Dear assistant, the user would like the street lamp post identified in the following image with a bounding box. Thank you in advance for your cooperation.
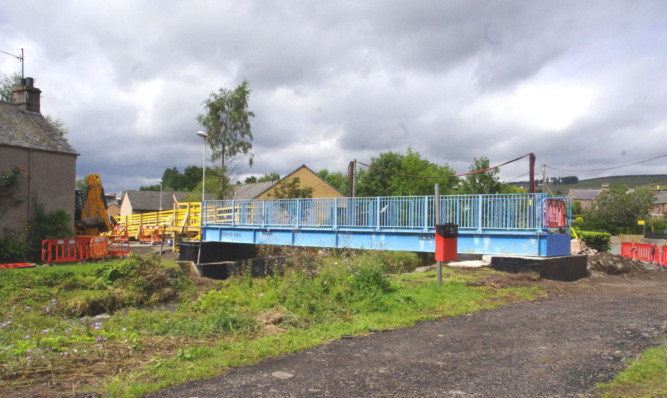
[196,131,208,201]
[158,179,163,211]
[195,131,208,265]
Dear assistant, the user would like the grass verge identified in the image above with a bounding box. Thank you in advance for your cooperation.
[0,250,543,397]
[596,344,667,397]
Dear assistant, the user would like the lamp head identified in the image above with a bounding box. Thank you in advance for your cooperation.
[196,130,208,139]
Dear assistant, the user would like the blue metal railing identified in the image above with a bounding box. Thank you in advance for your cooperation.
[204,193,571,233]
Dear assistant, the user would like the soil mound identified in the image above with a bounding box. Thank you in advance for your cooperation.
[587,252,649,276]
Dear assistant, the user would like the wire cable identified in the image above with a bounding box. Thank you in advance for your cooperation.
[545,153,667,173]
[358,153,533,179]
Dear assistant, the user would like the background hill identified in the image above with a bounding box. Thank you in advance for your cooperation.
[511,174,667,195]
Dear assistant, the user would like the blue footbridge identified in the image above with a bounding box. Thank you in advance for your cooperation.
[201,193,572,257]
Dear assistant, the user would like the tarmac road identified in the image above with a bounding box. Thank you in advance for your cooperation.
[147,271,667,398]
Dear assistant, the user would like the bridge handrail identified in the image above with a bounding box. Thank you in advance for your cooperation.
[203,194,571,233]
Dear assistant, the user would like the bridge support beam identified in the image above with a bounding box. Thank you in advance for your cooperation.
[202,226,571,257]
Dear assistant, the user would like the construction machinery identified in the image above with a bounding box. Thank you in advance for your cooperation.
[75,174,116,236]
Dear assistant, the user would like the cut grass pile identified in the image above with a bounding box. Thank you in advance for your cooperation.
[1,249,544,397]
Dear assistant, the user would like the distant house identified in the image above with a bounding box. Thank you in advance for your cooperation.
[0,78,78,236]
[231,165,344,200]
[567,188,603,211]
[650,190,667,218]
[119,191,215,216]
[232,181,276,200]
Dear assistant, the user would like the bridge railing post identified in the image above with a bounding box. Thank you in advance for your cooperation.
[477,195,483,233]
[296,199,301,229]
[333,198,338,230]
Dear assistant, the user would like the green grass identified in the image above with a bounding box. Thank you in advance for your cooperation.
[0,250,580,397]
[596,345,667,397]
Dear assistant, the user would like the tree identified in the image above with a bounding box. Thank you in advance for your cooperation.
[356,151,404,197]
[317,169,349,196]
[0,72,21,101]
[458,157,503,195]
[587,185,655,233]
[356,149,457,197]
[244,176,258,184]
[196,80,255,197]
[258,172,280,183]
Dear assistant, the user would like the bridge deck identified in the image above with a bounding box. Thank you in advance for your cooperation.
[201,194,571,257]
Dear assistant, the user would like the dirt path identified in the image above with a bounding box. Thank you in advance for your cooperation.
[149,271,667,398]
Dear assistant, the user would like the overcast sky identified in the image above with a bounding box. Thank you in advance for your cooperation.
[2,1,666,194]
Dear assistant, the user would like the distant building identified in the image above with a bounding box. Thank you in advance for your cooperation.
[567,189,602,211]
[0,78,78,236]
[231,165,344,200]
[650,188,666,218]
[119,191,215,216]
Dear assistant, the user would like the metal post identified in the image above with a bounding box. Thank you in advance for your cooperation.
[435,183,442,286]
[195,131,208,266]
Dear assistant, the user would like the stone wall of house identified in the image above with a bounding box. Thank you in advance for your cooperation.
[0,146,76,236]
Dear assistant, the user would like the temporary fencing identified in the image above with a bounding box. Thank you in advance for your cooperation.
[0,263,34,269]
[620,242,635,259]
[634,244,654,262]
[41,236,129,263]
[620,242,666,266]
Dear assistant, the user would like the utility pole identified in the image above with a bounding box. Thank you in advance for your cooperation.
[542,164,547,195]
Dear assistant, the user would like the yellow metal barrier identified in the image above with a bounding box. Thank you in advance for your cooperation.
[109,202,202,247]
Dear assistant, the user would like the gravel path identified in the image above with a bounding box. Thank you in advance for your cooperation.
[149,271,667,398]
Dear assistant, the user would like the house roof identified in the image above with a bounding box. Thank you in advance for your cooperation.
[655,191,667,204]
[568,189,602,201]
[0,101,77,155]
[232,181,275,199]
[123,190,214,211]
[255,164,344,198]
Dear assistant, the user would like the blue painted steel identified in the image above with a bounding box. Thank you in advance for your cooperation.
[201,194,572,257]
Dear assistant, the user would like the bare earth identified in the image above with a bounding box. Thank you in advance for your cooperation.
[149,268,667,398]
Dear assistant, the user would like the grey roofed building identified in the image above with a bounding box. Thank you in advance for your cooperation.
[231,181,275,199]
[0,78,78,236]
[567,189,603,211]
[568,189,602,201]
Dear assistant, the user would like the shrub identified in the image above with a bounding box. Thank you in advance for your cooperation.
[27,208,72,261]
[576,230,611,252]
[0,231,28,263]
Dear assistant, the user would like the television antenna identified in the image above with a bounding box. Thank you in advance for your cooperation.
[0,48,24,79]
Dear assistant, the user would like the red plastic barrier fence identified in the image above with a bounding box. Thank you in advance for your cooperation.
[620,243,635,259]
[0,263,34,269]
[108,237,130,257]
[634,243,655,263]
[661,246,667,267]
[546,199,567,228]
[88,236,109,259]
[42,236,128,263]
[42,239,85,263]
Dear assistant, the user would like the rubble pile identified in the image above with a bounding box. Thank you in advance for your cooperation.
[587,252,647,276]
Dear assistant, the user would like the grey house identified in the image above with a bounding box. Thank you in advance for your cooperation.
[0,78,78,236]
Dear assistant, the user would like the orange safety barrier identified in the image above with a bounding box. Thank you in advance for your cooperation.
[108,237,130,257]
[634,243,655,263]
[88,236,109,259]
[42,236,128,263]
[620,242,635,259]
[42,239,85,263]
[546,199,567,228]
[0,263,34,269]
